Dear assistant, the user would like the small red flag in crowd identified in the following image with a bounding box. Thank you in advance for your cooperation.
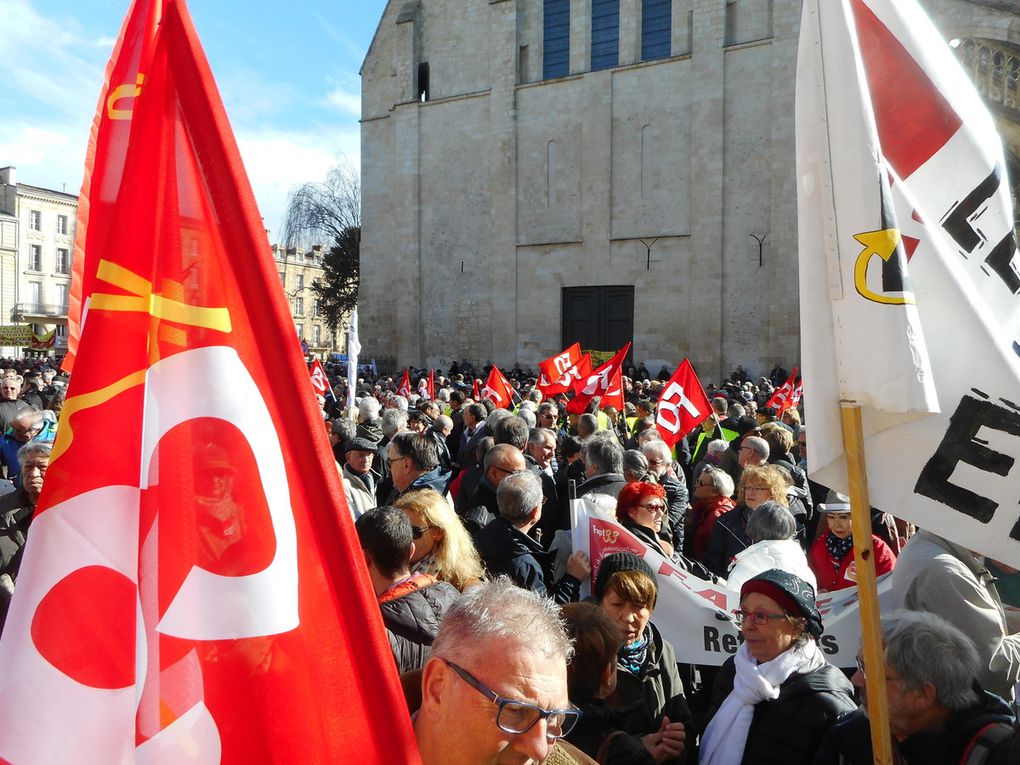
[309,358,335,401]
[0,1,420,762]
[567,342,631,414]
[767,367,801,413]
[538,342,591,395]
[472,378,481,399]
[480,365,515,409]
[396,367,412,398]
[655,359,712,446]
[427,368,435,400]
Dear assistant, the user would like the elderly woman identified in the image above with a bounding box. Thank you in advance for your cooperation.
[616,481,676,560]
[595,553,693,764]
[623,449,652,483]
[688,466,735,564]
[702,465,788,579]
[701,569,855,764]
[808,491,896,592]
[393,488,485,591]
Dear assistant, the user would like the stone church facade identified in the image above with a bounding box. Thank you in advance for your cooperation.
[359,0,1020,381]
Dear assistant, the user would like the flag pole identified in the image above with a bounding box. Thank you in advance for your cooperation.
[840,402,894,764]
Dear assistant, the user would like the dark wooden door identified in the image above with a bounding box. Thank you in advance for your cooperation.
[561,285,634,356]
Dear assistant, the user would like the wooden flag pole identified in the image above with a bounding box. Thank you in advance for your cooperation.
[840,403,894,764]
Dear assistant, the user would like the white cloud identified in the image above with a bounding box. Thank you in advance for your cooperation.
[323,86,361,116]
[0,120,87,193]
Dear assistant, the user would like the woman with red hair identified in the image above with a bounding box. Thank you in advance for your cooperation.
[616,481,676,560]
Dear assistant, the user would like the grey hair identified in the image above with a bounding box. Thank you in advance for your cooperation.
[640,440,671,463]
[430,576,573,663]
[622,449,650,482]
[486,408,512,432]
[728,402,746,419]
[391,394,408,412]
[746,500,797,543]
[358,397,381,421]
[12,407,42,426]
[583,433,623,475]
[496,470,543,525]
[881,610,980,712]
[637,428,663,446]
[518,406,536,428]
[381,409,409,439]
[18,441,51,467]
[742,436,770,461]
[527,427,556,448]
[701,465,734,497]
[706,439,729,458]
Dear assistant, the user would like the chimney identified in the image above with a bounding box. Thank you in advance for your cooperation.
[0,167,15,186]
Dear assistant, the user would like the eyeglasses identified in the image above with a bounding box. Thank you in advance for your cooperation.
[386,455,408,467]
[732,609,789,626]
[410,525,430,539]
[744,485,769,493]
[491,465,523,477]
[637,503,666,514]
[443,660,580,739]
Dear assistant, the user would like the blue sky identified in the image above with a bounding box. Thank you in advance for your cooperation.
[0,0,387,240]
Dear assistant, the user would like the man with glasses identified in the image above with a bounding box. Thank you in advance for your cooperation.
[415,577,592,764]
[384,431,452,504]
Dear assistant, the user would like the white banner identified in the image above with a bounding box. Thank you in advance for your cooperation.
[346,308,361,420]
[570,497,889,668]
[797,0,1020,566]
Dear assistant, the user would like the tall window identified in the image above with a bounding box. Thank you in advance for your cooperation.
[591,0,620,71]
[295,323,304,338]
[295,296,304,316]
[296,274,304,291]
[28,282,41,306]
[56,284,68,310]
[56,248,70,274]
[543,0,570,79]
[57,215,68,235]
[642,0,672,61]
[29,244,42,271]
[313,325,321,346]
[29,211,41,231]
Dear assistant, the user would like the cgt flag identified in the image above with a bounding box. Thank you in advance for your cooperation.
[309,358,334,402]
[480,365,515,409]
[537,342,591,396]
[798,0,1020,565]
[655,360,711,447]
[567,342,631,415]
[766,367,800,414]
[396,368,412,398]
[0,1,421,763]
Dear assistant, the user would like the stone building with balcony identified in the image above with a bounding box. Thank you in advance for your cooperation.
[271,243,341,356]
[0,166,74,356]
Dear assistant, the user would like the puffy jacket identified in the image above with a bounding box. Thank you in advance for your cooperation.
[379,572,459,674]
[708,656,856,764]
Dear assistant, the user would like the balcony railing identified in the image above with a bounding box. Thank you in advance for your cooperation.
[11,303,68,321]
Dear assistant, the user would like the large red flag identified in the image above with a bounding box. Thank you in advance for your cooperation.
[567,342,631,415]
[0,2,420,763]
[480,365,515,409]
[655,359,712,446]
[767,367,801,413]
[396,367,412,398]
[537,342,589,395]
[63,0,164,373]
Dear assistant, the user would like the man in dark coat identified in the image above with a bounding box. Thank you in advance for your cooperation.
[355,506,459,674]
[384,431,451,504]
[576,434,627,501]
[0,442,49,636]
[458,443,525,536]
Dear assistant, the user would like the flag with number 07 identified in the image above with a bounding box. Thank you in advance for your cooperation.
[655,359,711,447]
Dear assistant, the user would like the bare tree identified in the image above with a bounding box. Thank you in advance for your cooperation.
[281,157,361,336]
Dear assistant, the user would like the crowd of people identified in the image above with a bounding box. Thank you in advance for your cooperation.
[329,361,1020,763]
[2,353,1019,763]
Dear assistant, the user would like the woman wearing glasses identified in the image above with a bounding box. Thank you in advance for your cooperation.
[700,569,855,765]
[615,482,678,562]
[393,488,485,591]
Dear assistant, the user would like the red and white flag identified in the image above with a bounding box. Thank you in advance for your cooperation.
[0,2,421,762]
[396,368,411,398]
[480,366,515,409]
[567,342,631,415]
[766,367,800,414]
[655,359,712,446]
[798,0,1020,565]
[309,358,334,402]
[427,369,435,401]
[471,378,481,400]
[538,343,591,396]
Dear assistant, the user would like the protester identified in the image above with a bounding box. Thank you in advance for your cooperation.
[413,577,591,765]
[577,434,627,500]
[393,488,485,591]
[384,430,451,503]
[701,569,855,764]
[341,436,381,520]
[594,553,693,764]
[814,610,1017,764]
[687,466,735,563]
[808,490,895,592]
[615,481,677,562]
[642,439,689,553]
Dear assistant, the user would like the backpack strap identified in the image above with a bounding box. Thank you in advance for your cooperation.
[960,721,1015,765]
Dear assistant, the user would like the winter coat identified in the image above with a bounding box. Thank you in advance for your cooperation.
[708,654,856,764]
[812,687,1015,765]
[702,504,752,579]
[378,572,459,674]
[659,469,688,552]
[473,517,580,604]
[808,532,896,593]
[0,488,35,635]
[342,464,378,520]
[566,700,655,765]
[577,473,628,501]
[689,495,736,563]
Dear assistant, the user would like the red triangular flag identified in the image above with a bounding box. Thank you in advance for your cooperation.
[0,2,419,762]
[567,343,631,415]
[538,342,585,395]
[480,366,514,409]
[309,358,335,402]
[396,368,411,398]
[427,369,435,400]
[767,367,800,413]
[471,378,481,400]
[655,359,712,446]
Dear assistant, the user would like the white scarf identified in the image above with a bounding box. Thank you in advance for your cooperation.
[699,640,825,765]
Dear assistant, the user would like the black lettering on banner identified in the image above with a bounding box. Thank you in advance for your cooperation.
[704,626,720,653]
[819,634,839,656]
[702,626,740,655]
[915,393,1020,526]
[985,231,1020,294]
[721,632,739,654]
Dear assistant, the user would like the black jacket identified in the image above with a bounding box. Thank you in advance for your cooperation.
[473,517,579,604]
[577,472,628,501]
[812,686,1015,765]
[379,574,460,674]
[702,504,752,578]
[659,470,689,552]
[0,489,34,636]
[566,699,655,765]
[708,656,856,765]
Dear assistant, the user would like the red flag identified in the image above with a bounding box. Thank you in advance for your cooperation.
[654,359,712,446]
[309,358,335,402]
[767,367,801,413]
[472,378,481,400]
[0,2,419,762]
[480,366,515,409]
[427,369,435,400]
[567,342,631,415]
[396,368,411,398]
[538,342,587,395]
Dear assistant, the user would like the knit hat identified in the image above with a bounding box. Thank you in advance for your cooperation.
[593,552,657,604]
[740,568,823,637]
